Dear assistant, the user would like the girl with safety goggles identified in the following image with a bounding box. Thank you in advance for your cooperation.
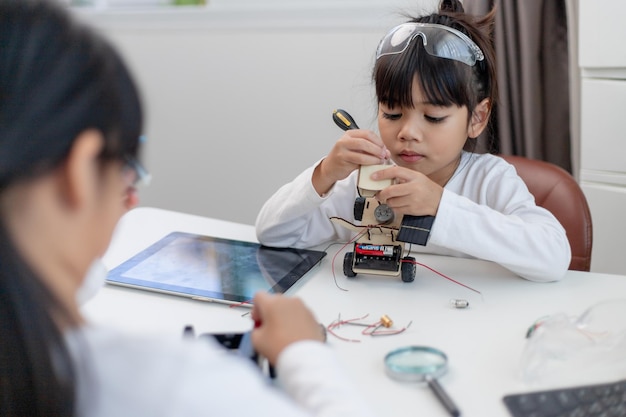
[256,0,571,283]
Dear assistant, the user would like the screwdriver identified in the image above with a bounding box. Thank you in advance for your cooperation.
[332,108,359,131]
[333,109,391,165]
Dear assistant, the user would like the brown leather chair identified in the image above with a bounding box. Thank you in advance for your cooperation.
[500,154,593,271]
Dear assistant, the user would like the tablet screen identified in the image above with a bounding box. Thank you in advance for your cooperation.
[106,232,326,305]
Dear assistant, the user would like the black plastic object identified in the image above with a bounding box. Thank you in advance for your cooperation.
[353,196,366,221]
[397,215,436,246]
[401,256,416,282]
[333,109,359,131]
[503,379,626,417]
[343,252,357,277]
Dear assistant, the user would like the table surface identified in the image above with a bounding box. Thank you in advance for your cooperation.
[83,207,626,417]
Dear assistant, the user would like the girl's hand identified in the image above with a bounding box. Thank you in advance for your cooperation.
[371,166,443,217]
[250,292,325,365]
[312,130,390,196]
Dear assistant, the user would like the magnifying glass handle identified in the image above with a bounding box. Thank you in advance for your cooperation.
[425,375,461,417]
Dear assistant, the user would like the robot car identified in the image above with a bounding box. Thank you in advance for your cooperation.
[331,109,435,282]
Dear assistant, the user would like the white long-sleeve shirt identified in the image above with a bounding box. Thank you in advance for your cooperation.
[256,152,570,282]
[66,325,376,417]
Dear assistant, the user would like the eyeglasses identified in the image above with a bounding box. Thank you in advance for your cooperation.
[376,22,484,66]
[124,155,152,187]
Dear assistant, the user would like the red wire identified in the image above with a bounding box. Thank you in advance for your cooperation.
[402,258,482,295]
[330,229,368,291]
[361,320,412,336]
[326,314,412,342]
[326,314,370,343]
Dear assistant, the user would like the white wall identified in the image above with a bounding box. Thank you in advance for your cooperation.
[578,0,626,274]
[75,0,439,225]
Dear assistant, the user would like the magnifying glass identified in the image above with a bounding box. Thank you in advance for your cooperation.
[384,346,461,417]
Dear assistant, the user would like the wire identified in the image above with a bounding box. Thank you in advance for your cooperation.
[362,320,412,336]
[401,258,482,295]
[326,314,369,343]
[329,229,369,291]
[326,313,412,342]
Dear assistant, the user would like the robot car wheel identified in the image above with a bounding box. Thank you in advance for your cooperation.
[401,256,416,282]
[343,252,357,278]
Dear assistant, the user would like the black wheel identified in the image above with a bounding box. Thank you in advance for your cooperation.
[401,256,416,282]
[343,252,357,277]
[353,197,366,221]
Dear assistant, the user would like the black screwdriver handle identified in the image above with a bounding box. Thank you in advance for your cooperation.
[332,109,359,131]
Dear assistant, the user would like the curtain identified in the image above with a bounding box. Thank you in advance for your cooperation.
[465,0,572,173]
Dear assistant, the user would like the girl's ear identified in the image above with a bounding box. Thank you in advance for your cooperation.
[468,98,491,139]
[61,129,104,210]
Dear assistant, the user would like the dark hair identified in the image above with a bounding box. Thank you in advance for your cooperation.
[374,0,497,129]
[0,0,143,415]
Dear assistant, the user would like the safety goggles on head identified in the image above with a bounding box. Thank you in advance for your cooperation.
[376,22,484,66]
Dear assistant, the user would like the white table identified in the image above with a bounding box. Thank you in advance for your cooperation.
[83,207,626,417]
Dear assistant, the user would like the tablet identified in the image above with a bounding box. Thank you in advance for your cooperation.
[106,231,326,306]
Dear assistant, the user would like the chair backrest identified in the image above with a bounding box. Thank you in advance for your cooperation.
[500,154,593,271]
